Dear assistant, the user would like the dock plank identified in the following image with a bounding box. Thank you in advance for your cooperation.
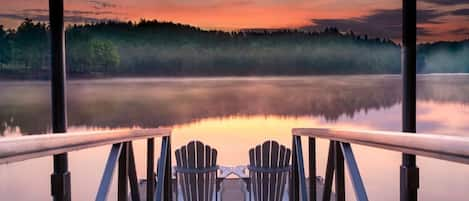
[136,177,335,201]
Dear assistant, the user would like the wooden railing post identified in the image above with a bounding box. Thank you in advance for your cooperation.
[49,0,70,201]
[164,136,172,201]
[118,142,129,201]
[401,0,419,201]
[334,141,345,201]
[309,137,316,201]
[147,138,155,201]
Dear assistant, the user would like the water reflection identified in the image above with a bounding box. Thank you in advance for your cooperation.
[2,75,469,135]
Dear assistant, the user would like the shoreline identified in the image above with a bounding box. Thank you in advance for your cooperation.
[1,73,467,81]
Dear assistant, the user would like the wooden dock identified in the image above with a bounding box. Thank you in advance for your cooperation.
[137,177,335,201]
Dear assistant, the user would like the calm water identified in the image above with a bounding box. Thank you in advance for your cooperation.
[1,75,469,201]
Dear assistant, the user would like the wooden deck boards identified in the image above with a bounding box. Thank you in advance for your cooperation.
[137,177,335,201]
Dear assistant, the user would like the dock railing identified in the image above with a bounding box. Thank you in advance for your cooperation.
[291,128,469,201]
[0,128,172,201]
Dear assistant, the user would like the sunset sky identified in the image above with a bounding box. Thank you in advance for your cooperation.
[1,0,469,42]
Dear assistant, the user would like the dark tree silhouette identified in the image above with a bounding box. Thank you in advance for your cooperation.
[0,19,467,78]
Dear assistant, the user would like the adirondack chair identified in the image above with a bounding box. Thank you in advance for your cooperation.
[248,141,291,201]
[175,141,220,201]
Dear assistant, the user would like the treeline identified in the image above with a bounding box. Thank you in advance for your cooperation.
[417,40,469,73]
[0,19,468,78]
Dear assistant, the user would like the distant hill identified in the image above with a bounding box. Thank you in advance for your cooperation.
[0,19,468,78]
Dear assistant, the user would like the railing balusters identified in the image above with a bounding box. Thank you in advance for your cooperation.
[118,142,130,201]
[128,142,141,201]
[308,137,316,201]
[96,143,123,201]
[322,142,334,201]
[340,143,368,201]
[147,138,155,201]
[294,136,308,201]
[335,141,345,201]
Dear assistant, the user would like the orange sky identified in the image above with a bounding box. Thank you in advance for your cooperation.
[1,0,468,42]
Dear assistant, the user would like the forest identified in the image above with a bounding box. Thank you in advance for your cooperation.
[0,19,468,78]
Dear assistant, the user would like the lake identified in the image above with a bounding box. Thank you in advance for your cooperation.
[1,75,469,201]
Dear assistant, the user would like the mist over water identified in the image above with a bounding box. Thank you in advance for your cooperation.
[1,75,469,136]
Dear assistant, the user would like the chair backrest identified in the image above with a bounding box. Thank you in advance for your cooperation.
[175,141,218,201]
[248,141,291,201]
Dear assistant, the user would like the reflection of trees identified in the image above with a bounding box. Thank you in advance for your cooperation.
[1,75,469,135]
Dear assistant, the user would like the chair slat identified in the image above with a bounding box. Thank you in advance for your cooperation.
[181,146,191,201]
[249,149,257,201]
[261,141,271,201]
[270,142,280,201]
[255,145,262,201]
[280,146,291,201]
[205,146,211,201]
[175,150,184,201]
[196,142,205,201]
[276,146,286,201]
[212,149,217,201]
[187,142,197,201]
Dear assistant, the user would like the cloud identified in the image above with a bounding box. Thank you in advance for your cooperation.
[418,27,434,36]
[22,8,114,16]
[421,0,469,6]
[0,13,110,24]
[88,0,117,9]
[0,8,120,24]
[451,8,469,16]
[0,14,39,21]
[450,28,469,35]
[301,9,446,39]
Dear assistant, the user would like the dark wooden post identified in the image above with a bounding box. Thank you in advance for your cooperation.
[118,142,129,201]
[401,1,419,201]
[334,142,345,201]
[309,138,316,201]
[147,138,155,200]
[164,136,172,201]
[49,1,71,201]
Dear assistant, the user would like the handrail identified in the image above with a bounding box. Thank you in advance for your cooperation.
[0,128,171,164]
[293,128,469,164]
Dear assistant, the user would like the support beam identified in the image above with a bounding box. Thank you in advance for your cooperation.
[294,136,308,201]
[96,143,122,201]
[118,142,129,201]
[334,142,345,201]
[401,1,419,201]
[322,142,334,201]
[291,136,299,201]
[49,0,70,201]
